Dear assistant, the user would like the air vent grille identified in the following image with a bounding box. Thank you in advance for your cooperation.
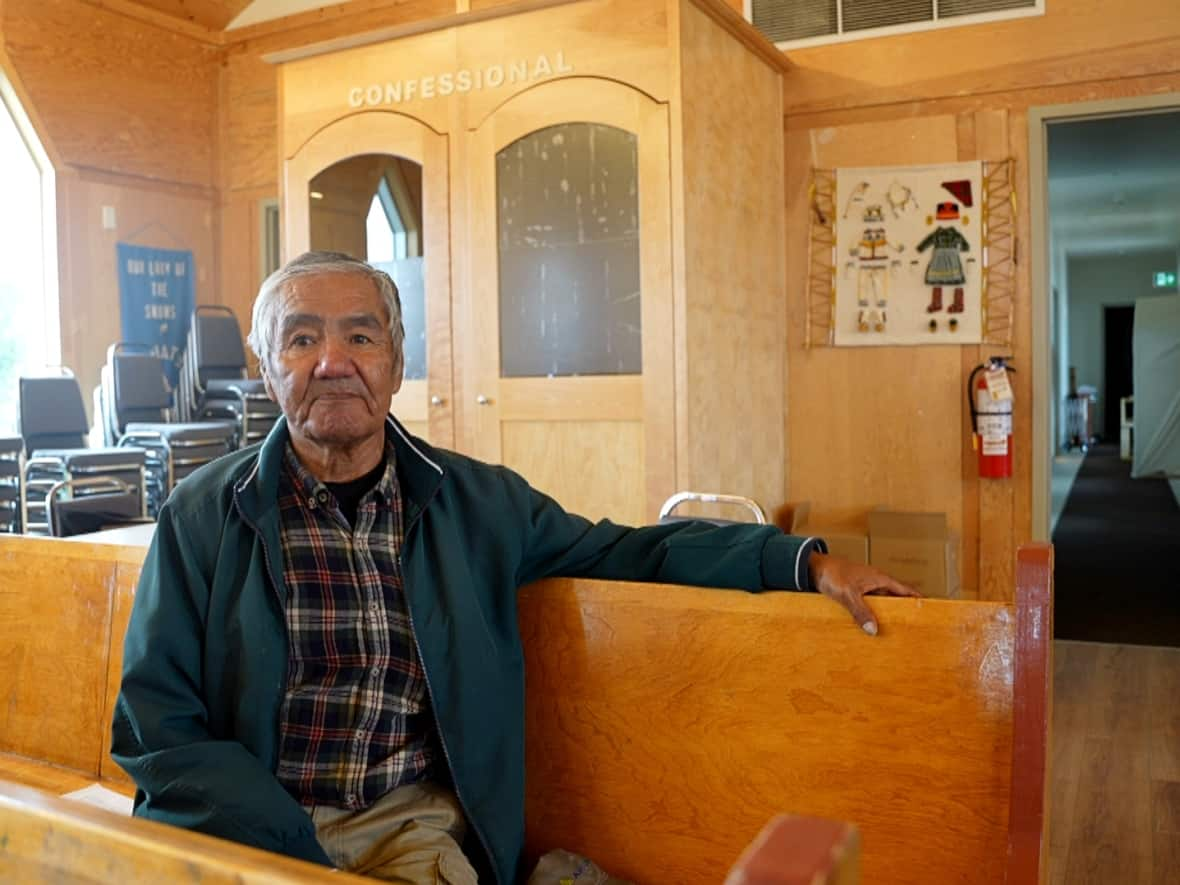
[751,0,1039,46]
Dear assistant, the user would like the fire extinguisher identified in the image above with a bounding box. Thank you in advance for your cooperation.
[968,356,1015,479]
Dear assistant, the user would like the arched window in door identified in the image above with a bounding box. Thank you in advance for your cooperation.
[309,154,426,381]
[0,76,58,433]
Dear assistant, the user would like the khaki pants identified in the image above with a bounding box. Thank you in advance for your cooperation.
[306,782,479,884]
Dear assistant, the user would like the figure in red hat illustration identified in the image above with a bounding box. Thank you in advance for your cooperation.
[916,201,971,315]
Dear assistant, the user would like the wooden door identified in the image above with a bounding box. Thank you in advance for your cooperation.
[284,112,454,446]
[462,79,674,526]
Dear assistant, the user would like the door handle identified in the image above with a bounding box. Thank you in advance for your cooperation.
[430,395,445,406]
[476,394,491,405]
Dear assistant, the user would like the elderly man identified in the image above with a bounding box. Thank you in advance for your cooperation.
[112,251,916,884]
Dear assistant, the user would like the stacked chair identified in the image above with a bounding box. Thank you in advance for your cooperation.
[18,371,148,536]
[0,437,23,532]
[45,475,145,538]
[176,305,280,447]
[98,343,237,517]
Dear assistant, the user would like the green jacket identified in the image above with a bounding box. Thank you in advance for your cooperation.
[112,417,819,883]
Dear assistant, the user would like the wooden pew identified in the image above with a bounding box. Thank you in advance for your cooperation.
[0,535,143,790]
[0,779,368,883]
[0,776,851,885]
[519,544,1053,884]
[0,533,1051,883]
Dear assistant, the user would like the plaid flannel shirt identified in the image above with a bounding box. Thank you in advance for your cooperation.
[274,443,436,809]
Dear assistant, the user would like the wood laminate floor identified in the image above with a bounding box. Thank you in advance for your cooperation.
[1051,640,1180,884]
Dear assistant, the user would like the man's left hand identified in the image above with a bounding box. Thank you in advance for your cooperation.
[808,552,921,636]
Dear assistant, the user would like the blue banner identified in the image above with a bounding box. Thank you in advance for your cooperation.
[117,244,194,387]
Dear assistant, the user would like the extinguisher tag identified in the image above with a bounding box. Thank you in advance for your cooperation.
[984,367,1013,401]
[982,435,1009,456]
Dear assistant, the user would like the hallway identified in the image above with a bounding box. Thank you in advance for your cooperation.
[1052,444,1180,646]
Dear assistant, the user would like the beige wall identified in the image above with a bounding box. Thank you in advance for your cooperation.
[782,0,1180,599]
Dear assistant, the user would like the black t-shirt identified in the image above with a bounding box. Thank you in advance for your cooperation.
[324,457,386,528]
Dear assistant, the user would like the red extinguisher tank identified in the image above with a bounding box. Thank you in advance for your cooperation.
[969,357,1014,479]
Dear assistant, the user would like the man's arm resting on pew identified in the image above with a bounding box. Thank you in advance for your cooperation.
[110,505,333,868]
[514,478,917,630]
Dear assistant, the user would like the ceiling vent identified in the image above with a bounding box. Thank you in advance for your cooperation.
[749,0,1041,48]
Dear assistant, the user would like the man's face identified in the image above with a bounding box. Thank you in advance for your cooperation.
[262,271,402,453]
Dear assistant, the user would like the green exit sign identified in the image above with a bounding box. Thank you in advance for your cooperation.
[1154,271,1177,289]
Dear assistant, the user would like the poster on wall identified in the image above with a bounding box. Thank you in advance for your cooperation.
[834,161,983,346]
[117,243,194,387]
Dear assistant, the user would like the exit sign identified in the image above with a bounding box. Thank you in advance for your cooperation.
[1154,271,1177,289]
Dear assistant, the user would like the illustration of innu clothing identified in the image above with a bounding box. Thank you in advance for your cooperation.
[917,226,970,315]
[851,226,900,332]
[916,226,970,286]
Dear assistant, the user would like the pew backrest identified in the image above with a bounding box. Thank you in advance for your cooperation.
[0,534,1051,885]
[0,537,139,775]
[519,544,1053,884]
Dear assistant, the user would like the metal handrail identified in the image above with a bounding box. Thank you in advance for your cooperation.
[658,492,767,525]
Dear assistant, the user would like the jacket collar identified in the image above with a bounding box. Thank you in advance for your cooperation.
[234,414,444,527]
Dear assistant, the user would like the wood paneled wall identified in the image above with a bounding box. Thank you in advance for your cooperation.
[57,171,216,412]
[1,0,219,415]
[782,1,1180,600]
[2,0,1173,592]
[675,0,786,514]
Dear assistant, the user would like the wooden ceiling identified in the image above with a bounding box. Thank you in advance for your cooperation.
[123,0,253,31]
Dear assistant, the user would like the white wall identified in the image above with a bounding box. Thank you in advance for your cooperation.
[1051,235,1069,449]
[1065,249,1177,437]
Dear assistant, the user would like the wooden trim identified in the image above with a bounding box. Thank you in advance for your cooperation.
[498,376,643,422]
[393,378,429,414]
[229,0,453,47]
[259,0,581,64]
[783,35,1180,118]
[1005,542,1053,884]
[682,0,790,74]
[725,815,860,884]
[0,535,150,567]
[70,165,219,201]
[79,0,223,44]
[0,45,65,173]
[0,779,370,882]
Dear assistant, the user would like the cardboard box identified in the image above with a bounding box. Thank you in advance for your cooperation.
[868,509,960,599]
[787,502,869,565]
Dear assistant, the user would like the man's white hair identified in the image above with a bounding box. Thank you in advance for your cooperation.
[247,251,404,374]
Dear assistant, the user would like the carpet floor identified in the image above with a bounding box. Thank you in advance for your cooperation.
[1052,444,1180,647]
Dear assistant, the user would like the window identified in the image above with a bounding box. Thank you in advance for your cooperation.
[260,198,280,279]
[366,177,407,263]
[748,0,1041,48]
[0,75,58,434]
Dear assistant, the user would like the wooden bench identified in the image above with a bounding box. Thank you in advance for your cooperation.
[0,533,1051,883]
[519,544,1053,883]
[0,778,858,884]
[0,778,373,883]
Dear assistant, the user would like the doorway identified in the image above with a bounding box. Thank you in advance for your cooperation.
[1102,305,1133,443]
[1031,100,1180,646]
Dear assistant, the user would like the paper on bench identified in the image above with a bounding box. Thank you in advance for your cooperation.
[62,783,134,816]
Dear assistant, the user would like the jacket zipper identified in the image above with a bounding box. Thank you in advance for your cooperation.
[398,518,499,884]
[233,484,286,612]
